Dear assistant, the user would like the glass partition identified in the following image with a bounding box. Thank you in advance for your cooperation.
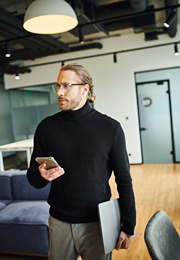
[9,84,59,141]
[135,67,180,163]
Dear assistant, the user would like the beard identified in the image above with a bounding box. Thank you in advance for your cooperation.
[58,87,83,111]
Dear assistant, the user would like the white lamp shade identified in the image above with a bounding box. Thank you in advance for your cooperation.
[23,0,78,34]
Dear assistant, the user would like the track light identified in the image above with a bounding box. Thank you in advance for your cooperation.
[174,44,179,56]
[62,61,65,66]
[164,10,177,28]
[79,27,84,44]
[15,72,20,80]
[5,43,11,58]
[113,53,117,63]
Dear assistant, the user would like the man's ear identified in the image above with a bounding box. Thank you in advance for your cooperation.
[82,84,90,95]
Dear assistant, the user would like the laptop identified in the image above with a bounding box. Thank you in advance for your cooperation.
[97,198,121,254]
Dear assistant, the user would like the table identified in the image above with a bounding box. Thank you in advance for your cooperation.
[0,139,33,171]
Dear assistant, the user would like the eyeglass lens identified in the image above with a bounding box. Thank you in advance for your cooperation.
[52,83,70,93]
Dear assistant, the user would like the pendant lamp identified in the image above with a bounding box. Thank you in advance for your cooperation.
[23,0,78,34]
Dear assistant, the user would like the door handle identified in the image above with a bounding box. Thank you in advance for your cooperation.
[140,128,147,131]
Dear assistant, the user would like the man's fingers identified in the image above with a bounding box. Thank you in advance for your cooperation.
[39,165,65,181]
[116,239,123,250]
[39,162,46,170]
[48,167,65,181]
[120,240,129,249]
[116,239,128,250]
[48,166,64,174]
[116,231,131,251]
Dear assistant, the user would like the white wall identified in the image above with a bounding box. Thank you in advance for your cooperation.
[4,26,180,164]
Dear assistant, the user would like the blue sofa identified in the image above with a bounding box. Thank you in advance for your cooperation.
[0,170,51,256]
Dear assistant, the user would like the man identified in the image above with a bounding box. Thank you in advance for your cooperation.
[27,63,136,260]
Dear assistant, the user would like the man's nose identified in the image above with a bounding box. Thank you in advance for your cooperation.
[57,86,64,96]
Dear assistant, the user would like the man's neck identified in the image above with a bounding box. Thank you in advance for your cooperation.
[72,98,87,111]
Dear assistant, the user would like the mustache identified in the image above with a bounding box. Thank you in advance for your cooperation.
[58,97,68,101]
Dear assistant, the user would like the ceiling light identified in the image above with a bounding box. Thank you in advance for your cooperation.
[23,0,78,34]
[15,72,20,80]
[164,10,177,28]
[174,44,179,56]
[79,27,84,44]
[5,43,11,58]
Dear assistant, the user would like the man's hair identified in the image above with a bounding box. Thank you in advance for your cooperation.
[60,63,95,103]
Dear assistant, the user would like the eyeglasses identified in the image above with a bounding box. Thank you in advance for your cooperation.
[52,83,86,94]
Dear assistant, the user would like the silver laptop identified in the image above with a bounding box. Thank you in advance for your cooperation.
[97,198,121,254]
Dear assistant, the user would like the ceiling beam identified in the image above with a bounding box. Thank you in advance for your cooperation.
[0,42,103,65]
[79,4,180,28]
[0,8,70,52]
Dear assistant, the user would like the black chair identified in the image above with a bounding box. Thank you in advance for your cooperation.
[144,210,180,260]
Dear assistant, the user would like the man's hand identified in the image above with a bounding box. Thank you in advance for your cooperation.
[39,162,65,181]
[116,231,131,250]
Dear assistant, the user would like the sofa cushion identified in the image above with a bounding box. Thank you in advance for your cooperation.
[11,175,51,200]
[0,201,50,255]
[0,170,27,201]
[0,202,6,210]
[0,200,12,206]
[0,201,49,224]
[0,175,12,200]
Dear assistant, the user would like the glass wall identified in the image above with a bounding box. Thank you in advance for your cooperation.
[0,77,14,146]
[9,84,59,141]
[135,67,180,163]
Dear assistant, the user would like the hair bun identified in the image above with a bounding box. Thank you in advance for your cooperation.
[88,94,96,103]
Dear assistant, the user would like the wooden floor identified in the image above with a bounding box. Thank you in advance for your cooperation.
[0,164,180,260]
[111,163,180,260]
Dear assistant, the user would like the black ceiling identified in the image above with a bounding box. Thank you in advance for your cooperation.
[0,0,179,75]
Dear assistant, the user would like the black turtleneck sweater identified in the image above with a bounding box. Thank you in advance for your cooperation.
[27,101,136,235]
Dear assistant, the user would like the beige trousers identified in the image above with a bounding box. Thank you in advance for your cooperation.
[48,216,112,260]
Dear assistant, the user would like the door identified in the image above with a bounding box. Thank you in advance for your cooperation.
[137,81,173,164]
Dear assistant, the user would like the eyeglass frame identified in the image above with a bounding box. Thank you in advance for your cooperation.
[52,83,87,94]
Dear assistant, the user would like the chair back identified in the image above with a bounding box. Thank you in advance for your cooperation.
[144,210,180,260]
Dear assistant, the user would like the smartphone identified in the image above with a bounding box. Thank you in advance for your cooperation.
[35,156,60,170]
